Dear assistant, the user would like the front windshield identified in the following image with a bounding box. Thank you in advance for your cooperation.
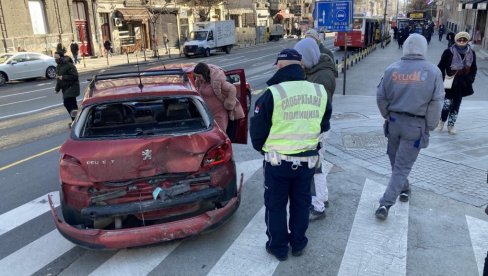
[190,31,208,41]
[0,54,13,63]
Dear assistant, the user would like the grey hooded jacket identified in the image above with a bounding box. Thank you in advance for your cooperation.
[377,34,444,131]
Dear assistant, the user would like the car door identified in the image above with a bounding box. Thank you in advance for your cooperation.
[7,54,29,80]
[26,53,46,78]
[224,69,249,144]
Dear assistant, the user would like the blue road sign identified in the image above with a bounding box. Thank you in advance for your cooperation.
[315,0,353,32]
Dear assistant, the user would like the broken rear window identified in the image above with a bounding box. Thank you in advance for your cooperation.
[76,97,210,138]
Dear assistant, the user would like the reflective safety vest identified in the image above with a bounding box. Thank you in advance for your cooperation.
[262,81,327,155]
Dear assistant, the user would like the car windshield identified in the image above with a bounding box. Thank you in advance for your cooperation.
[77,97,210,138]
[0,54,13,63]
[190,31,208,41]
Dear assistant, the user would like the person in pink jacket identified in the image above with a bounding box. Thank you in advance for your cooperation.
[193,62,243,132]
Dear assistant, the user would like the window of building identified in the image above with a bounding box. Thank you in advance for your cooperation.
[28,0,48,35]
[72,1,87,20]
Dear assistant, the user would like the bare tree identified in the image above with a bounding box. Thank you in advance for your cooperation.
[406,0,428,12]
[177,0,223,21]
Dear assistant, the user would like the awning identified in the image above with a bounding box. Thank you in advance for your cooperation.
[115,8,150,21]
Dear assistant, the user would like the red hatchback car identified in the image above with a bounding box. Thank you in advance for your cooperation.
[48,65,250,249]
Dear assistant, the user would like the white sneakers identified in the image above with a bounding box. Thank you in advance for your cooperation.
[447,126,457,135]
[436,120,445,131]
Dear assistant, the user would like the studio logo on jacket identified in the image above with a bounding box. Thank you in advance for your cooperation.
[391,70,427,83]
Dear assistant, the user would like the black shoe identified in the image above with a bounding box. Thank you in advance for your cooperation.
[375,205,391,220]
[266,246,288,261]
[292,248,304,257]
[324,200,330,208]
[309,208,326,221]
[399,189,410,202]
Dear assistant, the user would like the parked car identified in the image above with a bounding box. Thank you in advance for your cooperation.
[0,52,57,86]
[48,67,249,249]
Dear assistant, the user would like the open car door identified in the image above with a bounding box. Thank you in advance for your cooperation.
[225,69,250,144]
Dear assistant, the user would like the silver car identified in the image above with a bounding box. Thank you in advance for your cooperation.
[0,52,57,86]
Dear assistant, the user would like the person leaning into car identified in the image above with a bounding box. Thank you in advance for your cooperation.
[250,49,332,261]
[193,62,244,132]
[54,51,80,123]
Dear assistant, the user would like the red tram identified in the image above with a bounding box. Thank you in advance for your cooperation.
[334,15,382,49]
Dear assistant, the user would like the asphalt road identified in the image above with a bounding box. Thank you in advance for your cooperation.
[0,37,487,276]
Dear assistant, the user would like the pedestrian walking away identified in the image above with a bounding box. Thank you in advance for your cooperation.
[446,31,456,48]
[294,37,336,220]
[304,29,337,77]
[250,49,332,261]
[438,24,445,41]
[103,39,113,57]
[54,51,81,125]
[375,34,444,220]
[70,40,80,64]
[436,31,477,135]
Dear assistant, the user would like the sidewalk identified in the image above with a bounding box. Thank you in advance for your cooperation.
[327,37,488,208]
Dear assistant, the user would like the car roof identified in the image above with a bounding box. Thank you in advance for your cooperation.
[1,52,50,57]
[82,69,199,105]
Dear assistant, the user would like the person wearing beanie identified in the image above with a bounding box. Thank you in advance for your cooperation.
[294,37,336,221]
[375,34,444,220]
[436,31,477,134]
[304,29,337,74]
[250,48,332,261]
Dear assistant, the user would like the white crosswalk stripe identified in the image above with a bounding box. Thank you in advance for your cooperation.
[0,230,75,275]
[338,179,409,276]
[0,192,59,235]
[466,215,488,276]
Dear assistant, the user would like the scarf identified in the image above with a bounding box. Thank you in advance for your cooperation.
[450,44,473,70]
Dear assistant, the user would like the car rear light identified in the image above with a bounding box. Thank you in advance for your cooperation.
[202,139,232,168]
[60,154,92,186]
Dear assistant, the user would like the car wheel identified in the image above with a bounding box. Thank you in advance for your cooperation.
[225,46,231,54]
[46,66,56,79]
[0,72,7,86]
[204,48,210,57]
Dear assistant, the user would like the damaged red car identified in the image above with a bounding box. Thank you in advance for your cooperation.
[48,66,249,249]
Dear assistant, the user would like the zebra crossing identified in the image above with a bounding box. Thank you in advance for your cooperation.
[0,158,486,276]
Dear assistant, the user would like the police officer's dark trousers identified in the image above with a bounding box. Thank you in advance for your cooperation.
[380,113,426,207]
[264,160,314,257]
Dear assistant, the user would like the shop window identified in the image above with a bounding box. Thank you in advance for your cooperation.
[28,0,48,35]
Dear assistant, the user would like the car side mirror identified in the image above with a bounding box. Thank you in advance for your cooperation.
[9,60,17,65]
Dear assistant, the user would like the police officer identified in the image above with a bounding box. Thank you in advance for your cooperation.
[250,49,332,261]
[375,34,444,219]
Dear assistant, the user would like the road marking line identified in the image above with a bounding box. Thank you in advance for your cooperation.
[207,207,278,276]
[0,103,64,120]
[89,243,180,276]
[0,87,53,98]
[0,192,60,235]
[466,215,488,276]
[0,230,75,275]
[338,179,409,276]
[0,96,47,107]
[0,146,61,172]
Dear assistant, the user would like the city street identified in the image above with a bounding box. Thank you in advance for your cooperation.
[0,36,487,275]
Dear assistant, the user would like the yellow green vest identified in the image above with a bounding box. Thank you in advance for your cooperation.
[262,81,327,155]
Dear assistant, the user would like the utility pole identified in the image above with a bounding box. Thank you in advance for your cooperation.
[381,0,388,48]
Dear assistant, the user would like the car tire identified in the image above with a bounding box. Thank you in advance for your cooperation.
[0,72,7,86]
[46,66,56,79]
[204,48,210,57]
[224,46,231,54]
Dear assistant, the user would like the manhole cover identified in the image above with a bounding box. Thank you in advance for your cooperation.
[343,133,387,149]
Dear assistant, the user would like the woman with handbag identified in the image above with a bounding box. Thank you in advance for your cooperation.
[193,63,244,132]
[436,31,477,135]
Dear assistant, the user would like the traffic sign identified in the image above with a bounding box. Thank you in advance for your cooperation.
[315,0,353,32]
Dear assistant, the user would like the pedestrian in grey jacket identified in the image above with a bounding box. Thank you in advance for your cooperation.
[375,34,445,220]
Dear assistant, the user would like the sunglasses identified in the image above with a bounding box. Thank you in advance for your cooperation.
[456,38,468,42]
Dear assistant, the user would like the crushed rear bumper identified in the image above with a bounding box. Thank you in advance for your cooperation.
[48,174,243,250]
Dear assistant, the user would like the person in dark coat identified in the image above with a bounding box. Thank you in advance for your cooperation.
[438,24,445,41]
[436,31,477,135]
[103,39,112,57]
[56,42,66,55]
[54,52,80,123]
[446,31,456,47]
[69,40,80,64]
